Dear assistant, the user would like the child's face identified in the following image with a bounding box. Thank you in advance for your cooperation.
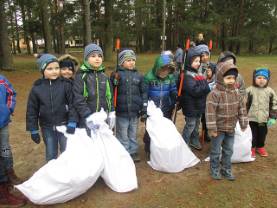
[201,53,209,63]
[44,62,60,80]
[206,68,213,79]
[255,76,268,87]
[122,59,136,70]
[60,67,74,79]
[223,75,236,85]
[87,53,103,68]
[191,57,201,70]
[157,66,171,79]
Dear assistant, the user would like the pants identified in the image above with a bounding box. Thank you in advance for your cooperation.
[210,132,234,172]
[182,116,201,146]
[0,125,13,170]
[249,121,268,148]
[116,116,139,155]
[41,127,67,161]
[143,110,173,153]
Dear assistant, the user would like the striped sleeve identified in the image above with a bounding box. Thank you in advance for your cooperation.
[238,94,248,129]
[0,77,16,113]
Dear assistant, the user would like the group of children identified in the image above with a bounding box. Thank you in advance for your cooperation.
[0,41,277,207]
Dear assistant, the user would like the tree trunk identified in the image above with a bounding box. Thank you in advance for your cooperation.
[27,7,37,53]
[40,0,53,53]
[103,0,113,61]
[82,0,92,46]
[0,0,13,70]
[8,0,16,54]
[20,2,31,54]
[235,0,244,55]
[268,37,274,54]
[220,23,226,51]
[14,7,21,54]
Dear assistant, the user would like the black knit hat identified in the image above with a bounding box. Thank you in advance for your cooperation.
[60,60,75,72]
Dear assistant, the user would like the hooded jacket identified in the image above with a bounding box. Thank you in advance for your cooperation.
[180,47,210,117]
[58,54,80,77]
[73,62,114,127]
[110,66,148,117]
[0,75,16,128]
[205,62,248,133]
[246,70,277,123]
[144,55,177,113]
[26,77,76,131]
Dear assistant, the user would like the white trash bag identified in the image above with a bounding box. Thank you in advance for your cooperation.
[90,109,138,193]
[15,127,104,205]
[146,101,200,173]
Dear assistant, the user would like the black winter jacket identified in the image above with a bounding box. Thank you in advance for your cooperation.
[110,67,148,117]
[26,77,77,131]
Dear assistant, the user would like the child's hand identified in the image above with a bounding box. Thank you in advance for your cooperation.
[267,118,276,127]
[66,122,77,134]
[209,130,217,138]
[30,131,41,144]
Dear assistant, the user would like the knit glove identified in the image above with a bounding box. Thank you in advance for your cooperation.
[30,130,40,144]
[107,111,116,129]
[66,122,77,134]
[267,118,276,127]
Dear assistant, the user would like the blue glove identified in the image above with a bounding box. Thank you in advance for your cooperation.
[66,122,77,134]
[30,130,40,144]
[267,118,276,127]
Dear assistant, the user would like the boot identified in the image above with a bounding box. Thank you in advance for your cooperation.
[0,183,26,207]
[7,169,22,185]
[130,153,141,163]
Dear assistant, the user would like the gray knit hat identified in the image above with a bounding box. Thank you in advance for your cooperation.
[118,49,136,65]
[84,43,103,60]
[37,54,58,72]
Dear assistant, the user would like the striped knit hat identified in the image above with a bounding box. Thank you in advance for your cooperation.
[118,49,136,65]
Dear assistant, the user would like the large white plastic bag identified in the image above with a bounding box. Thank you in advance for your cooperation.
[91,110,138,192]
[15,127,104,205]
[231,122,255,163]
[146,101,200,173]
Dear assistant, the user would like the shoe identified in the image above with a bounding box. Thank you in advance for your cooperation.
[221,169,236,181]
[131,153,141,163]
[256,147,268,157]
[251,148,256,158]
[0,183,26,207]
[210,169,222,180]
[7,169,23,185]
[190,142,202,150]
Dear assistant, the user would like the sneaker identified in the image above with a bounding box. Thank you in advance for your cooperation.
[251,148,256,158]
[221,169,235,181]
[131,153,141,163]
[256,147,268,157]
[190,142,202,150]
[210,169,222,180]
[0,183,26,207]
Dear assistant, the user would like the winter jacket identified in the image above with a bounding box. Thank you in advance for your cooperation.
[0,75,16,128]
[73,62,114,127]
[180,47,210,117]
[26,77,76,131]
[144,55,177,113]
[111,67,148,117]
[174,47,184,63]
[206,62,248,134]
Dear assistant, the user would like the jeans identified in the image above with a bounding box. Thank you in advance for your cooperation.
[210,132,234,173]
[41,127,67,161]
[0,157,8,183]
[0,125,13,170]
[116,116,139,155]
[182,116,201,146]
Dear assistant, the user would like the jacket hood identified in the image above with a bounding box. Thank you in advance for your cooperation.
[58,54,80,73]
[151,54,175,75]
[185,46,201,72]
[216,62,238,90]
[217,51,237,64]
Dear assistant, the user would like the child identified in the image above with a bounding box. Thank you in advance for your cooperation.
[206,62,248,180]
[0,74,22,185]
[174,44,184,73]
[246,68,277,157]
[73,43,115,131]
[110,49,147,162]
[58,54,79,80]
[26,54,77,161]
[143,54,177,158]
[197,44,210,75]
[179,46,212,150]
[206,63,216,83]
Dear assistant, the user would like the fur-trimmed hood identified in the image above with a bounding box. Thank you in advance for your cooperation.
[58,54,80,73]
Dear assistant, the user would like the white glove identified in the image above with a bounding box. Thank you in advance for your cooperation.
[107,111,116,129]
[86,109,107,130]
[208,81,215,90]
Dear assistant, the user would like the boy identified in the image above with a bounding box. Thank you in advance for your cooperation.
[174,44,184,73]
[0,74,22,185]
[246,68,277,157]
[110,49,147,162]
[197,44,210,75]
[206,62,248,180]
[143,54,177,159]
[58,54,79,80]
[179,46,212,150]
[26,54,77,161]
[73,43,115,131]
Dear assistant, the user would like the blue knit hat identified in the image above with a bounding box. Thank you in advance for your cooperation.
[37,54,58,72]
[195,44,210,56]
[255,68,270,80]
[118,49,136,65]
[84,43,103,60]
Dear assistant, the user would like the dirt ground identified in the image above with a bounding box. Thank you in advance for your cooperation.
[1,55,277,208]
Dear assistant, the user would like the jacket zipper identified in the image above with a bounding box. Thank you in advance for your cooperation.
[49,80,55,130]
